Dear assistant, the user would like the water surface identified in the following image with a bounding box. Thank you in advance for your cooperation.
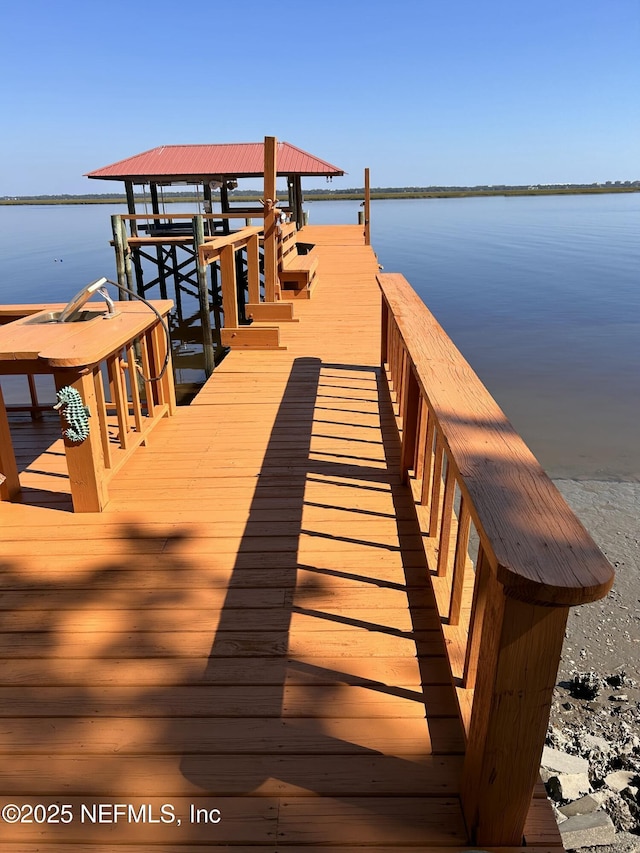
[1,194,638,480]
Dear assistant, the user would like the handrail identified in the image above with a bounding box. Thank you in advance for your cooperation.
[198,225,263,261]
[378,272,614,845]
[197,224,284,349]
[120,209,290,221]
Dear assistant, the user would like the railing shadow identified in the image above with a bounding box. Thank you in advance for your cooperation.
[179,357,465,807]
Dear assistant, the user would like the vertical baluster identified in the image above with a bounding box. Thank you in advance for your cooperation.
[400,363,420,484]
[246,233,261,305]
[397,347,407,414]
[436,460,457,575]
[380,297,389,367]
[107,351,131,450]
[463,544,491,690]
[127,343,144,435]
[420,411,436,508]
[139,333,156,418]
[92,365,113,470]
[391,322,400,392]
[449,496,471,625]
[428,435,445,536]
[414,397,427,481]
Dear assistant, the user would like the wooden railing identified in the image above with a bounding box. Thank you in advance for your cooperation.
[198,225,292,350]
[378,273,614,845]
[0,302,175,512]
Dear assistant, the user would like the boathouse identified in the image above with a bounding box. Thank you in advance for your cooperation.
[84,140,345,380]
[0,137,614,850]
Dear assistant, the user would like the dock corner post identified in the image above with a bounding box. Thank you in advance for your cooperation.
[380,295,389,367]
[364,167,371,246]
[53,368,109,513]
[263,135,279,302]
[460,580,569,845]
[193,215,215,377]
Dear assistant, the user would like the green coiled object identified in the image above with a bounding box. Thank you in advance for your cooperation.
[54,386,91,443]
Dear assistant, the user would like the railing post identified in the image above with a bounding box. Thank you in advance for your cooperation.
[246,234,261,305]
[220,243,239,331]
[461,577,569,845]
[53,368,108,513]
[263,135,279,302]
[364,167,371,246]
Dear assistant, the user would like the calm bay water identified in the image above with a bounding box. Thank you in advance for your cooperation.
[0,194,638,480]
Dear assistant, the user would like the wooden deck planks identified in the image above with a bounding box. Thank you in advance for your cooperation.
[0,226,561,849]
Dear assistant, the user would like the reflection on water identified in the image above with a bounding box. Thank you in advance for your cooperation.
[1,195,639,479]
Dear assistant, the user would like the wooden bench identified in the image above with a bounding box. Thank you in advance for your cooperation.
[277,222,319,299]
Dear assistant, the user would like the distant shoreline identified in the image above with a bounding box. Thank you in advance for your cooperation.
[1,186,639,206]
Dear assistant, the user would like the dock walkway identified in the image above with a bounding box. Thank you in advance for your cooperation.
[0,226,560,850]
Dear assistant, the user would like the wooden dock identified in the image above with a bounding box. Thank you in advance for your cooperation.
[0,224,610,850]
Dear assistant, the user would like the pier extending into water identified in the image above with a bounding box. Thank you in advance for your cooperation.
[0,220,613,850]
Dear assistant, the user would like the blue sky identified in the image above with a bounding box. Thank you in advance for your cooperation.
[1,0,638,194]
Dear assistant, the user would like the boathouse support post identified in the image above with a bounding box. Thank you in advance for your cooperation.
[263,136,279,303]
[193,215,215,377]
[364,167,371,245]
[150,183,168,299]
[124,180,145,295]
[294,175,304,230]
[120,218,135,297]
[203,182,213,235]
[220,181,231,235]
[460,581,569,845]
[111,214,127,299]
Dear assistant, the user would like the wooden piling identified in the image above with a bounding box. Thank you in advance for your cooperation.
[111,214,127,299]
[193,215,215,377]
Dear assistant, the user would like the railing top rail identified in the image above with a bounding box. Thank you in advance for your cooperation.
[379,272,614,607]
[198,225,263,265]
[119,209,289,221]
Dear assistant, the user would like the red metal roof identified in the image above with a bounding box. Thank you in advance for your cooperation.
[86,142,344,183]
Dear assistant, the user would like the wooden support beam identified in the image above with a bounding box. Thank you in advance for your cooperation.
[263,135,279,302]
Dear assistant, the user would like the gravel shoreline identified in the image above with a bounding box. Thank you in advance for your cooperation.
[546,480,640,850]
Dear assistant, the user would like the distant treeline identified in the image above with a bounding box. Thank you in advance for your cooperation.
[2,183,639,205]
